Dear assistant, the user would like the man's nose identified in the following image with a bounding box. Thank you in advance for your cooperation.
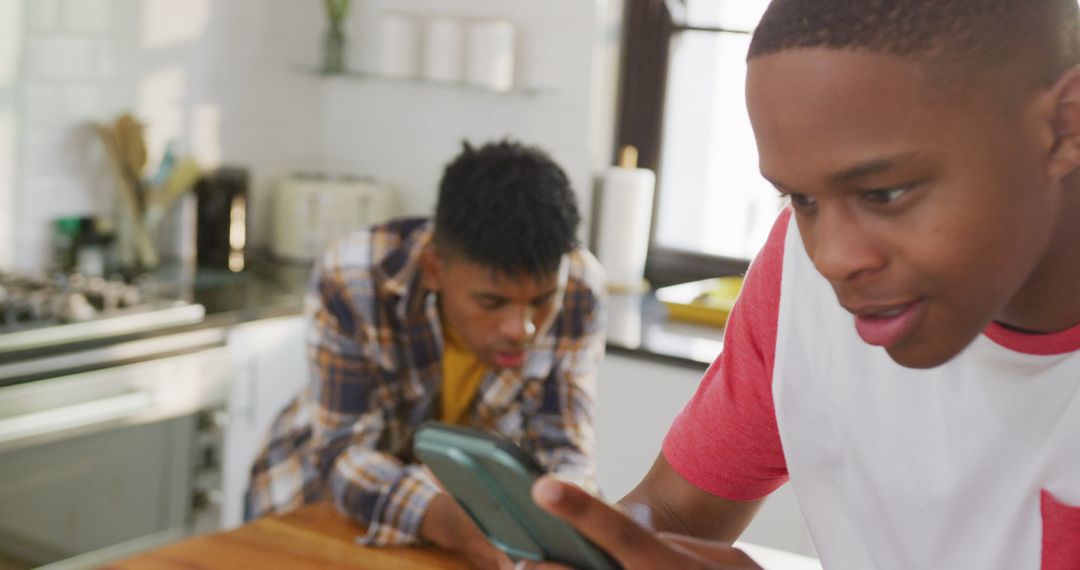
[500,306,536,343]
[808,209,886,284]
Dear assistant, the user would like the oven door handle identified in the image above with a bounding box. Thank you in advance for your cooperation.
[0,391,155,446]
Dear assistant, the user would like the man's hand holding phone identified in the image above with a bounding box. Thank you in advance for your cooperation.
[419,467,515,570]
[413,423,756,569]
[527,476,763,570]
[420,492,515,570]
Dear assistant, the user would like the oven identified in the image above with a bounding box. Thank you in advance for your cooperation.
[0,309,232,568]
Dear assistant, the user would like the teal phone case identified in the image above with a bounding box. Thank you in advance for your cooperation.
[413,422,620,569]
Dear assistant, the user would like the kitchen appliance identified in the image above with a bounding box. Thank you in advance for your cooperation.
[194,167,248,273]
[0,272,229,569]
[0,272,204,343]
[271,174,398,262]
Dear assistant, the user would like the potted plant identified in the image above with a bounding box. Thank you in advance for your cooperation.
[322,0,351,74]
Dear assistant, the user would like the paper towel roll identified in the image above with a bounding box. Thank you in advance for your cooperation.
[379,13,420,78]
[423,16,464,83]
[466,20,515,91]
[595,165,656,291]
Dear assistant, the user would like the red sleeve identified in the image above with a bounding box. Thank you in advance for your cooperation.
[661,209,791,501]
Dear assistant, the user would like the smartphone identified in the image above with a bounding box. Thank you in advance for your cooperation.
[413,422,620,569]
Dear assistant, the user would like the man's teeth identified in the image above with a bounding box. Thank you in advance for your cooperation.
[876,307,905,317]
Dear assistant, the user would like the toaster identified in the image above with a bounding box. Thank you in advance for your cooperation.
[271,175,399,261]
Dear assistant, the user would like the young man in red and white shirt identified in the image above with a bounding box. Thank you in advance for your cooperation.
[527,1,1080,568]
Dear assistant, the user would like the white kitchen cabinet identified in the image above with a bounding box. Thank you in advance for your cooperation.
[595,352,816,558]
[595,353,704,499]
[222,315,309,530]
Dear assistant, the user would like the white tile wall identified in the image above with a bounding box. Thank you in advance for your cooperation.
[24,35,98,80]
[325,0,613,240]
[26,0,60,33]
[9,0,615,271]
[0,0,19,268]
[62,0,112,34]
[12,0,324,270]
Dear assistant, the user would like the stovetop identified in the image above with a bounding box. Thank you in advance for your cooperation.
[1,272,153,327]
[0,272,206,355]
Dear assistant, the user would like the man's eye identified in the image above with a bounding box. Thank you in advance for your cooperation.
[789,193,817,208]
[863,187,908,204]
[479,300,504,310]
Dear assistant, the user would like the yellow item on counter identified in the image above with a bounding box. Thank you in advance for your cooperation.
[439,319,488,425]
[657,276,745,328]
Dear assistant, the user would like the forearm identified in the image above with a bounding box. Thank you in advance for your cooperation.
[529,341,604,491]
[326,452,440,545]
[527,403,600,493]
[615,453,764,542]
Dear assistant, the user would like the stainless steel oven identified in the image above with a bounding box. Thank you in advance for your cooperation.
[0,320,232,569]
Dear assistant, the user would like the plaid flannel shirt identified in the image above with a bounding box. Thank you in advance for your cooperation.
[245,217,607,546]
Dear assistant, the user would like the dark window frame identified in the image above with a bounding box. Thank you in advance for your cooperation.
[612,0,755,289]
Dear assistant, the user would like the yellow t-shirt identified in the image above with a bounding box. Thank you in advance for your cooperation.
[439,320,488,425]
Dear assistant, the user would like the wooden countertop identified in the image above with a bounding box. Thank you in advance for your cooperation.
[105,503,471,569]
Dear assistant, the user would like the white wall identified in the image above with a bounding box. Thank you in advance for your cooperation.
[10,0,616,271]
[0,0,20,268]
[13,0,324,270]
[322,0,614,237]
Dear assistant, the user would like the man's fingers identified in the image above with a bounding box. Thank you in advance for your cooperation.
[657,533,763,569]
[531,476,679,566]
[530,477,763,569]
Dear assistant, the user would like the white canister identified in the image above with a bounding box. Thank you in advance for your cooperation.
[423,16,465,83]
[379,12,421,78]
[466,19,515,91]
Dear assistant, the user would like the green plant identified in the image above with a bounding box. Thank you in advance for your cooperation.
[324,0,350,25]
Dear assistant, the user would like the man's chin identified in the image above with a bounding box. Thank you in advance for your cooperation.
[883,337,969,370]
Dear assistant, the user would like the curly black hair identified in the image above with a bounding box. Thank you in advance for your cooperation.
[433,140,580,276]
[749,0,1080,87]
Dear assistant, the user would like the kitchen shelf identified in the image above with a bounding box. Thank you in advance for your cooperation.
[298,66,547,97]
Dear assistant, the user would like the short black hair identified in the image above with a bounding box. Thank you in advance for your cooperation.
[749,0,1080,87]
[433,140,580,276]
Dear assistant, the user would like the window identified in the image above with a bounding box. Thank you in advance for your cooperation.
[615,0,781,285]
[620,1,1080,285]
[656,1,779,260]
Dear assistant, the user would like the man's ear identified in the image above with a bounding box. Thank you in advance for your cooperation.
[1048,66,1080,181]
[419,245,442,291]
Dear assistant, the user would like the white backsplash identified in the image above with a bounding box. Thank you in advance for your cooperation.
[3,0,618,271]
[0,0,19,269]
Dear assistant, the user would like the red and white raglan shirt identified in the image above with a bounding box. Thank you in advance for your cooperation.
[664,209,1080,570]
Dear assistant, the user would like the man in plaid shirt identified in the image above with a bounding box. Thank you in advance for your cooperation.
[245,140,606,567]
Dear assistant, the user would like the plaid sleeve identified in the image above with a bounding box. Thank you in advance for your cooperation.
[308,237,441,546]
[525,249,607,495]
